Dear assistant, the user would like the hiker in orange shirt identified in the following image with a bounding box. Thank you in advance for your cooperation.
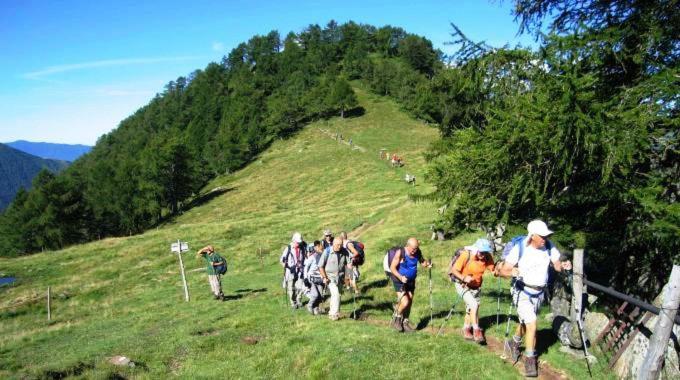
[448,238,496,344]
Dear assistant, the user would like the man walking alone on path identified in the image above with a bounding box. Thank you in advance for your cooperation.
[318,236,349,321]
[499,220,571,377]
[197,245,226,300]
[389,237,432,332]
[449,238,496,343]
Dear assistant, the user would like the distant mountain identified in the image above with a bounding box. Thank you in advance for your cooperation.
[0,144,69,210]
[6,140,91,162]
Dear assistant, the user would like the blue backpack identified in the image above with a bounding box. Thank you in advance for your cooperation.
[501,235,553,263]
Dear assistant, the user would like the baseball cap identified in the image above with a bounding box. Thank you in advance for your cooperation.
[527,220,554,237]
[473,238,493,253]
[323,229,333,236]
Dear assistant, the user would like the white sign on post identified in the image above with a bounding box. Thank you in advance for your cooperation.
[171,240,190,302]
[171,242,190,253]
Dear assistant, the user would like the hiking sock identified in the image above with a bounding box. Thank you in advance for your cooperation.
[464,324,471,330]
[472,324,479,330]
[513,335,522,343]
[524,350,536,357]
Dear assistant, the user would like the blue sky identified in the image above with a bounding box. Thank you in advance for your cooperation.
[0,0,534,145]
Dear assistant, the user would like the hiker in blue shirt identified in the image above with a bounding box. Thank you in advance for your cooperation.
[388,237,432,332]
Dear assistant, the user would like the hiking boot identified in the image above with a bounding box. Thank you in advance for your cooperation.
[391,316,404,332]
[313,307,321,315]
[402,319,416,333]
[329,313,340,321]
[473,328,485,344]
[218,293,225,301]
[508,339,521,363]
[462,326,474,340]
[524,355,538,377]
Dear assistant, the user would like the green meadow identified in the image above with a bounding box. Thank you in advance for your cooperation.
[0,88,612,379]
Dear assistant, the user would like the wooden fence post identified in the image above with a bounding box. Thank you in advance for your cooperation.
[569,248,585,347]
[47,286,51,322]
[638,265,680,380]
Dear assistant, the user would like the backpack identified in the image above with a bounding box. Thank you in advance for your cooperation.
[501,235,553,263]
[382,246,421,274]
[447,248,471,282]
[348,240,365,266]
[215,254,228,275]
[383,246,403,273]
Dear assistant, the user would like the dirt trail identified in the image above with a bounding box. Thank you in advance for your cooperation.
[351,315,569,379]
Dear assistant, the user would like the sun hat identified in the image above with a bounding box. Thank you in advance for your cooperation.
[292,232,303,243]
[527,220,554,237]
[473,238,493,253]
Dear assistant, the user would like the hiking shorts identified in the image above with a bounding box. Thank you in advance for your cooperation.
[391,275,415,293]
[455,282,481,312]
[513,288,544,324]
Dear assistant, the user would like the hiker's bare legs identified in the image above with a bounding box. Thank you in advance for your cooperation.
[397,291,412,315]
[524,321,537,352]
[470,305,479,326]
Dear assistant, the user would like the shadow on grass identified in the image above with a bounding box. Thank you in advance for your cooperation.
[479,314,516,331]
[360,278,388,292]
[416,308,465,331]
[185,187,235,210]
[535,328,559,356]
[234,288,267,294]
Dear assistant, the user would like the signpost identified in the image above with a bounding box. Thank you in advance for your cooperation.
[171,240,190,302]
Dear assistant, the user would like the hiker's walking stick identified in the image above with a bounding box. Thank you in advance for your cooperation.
[496,274,502,334]
[567,270,592,377]
[502,280,519,362]
[436,289,465,337]
[391,291,408,325]
[428,265,434,333]
[351,271,358,319]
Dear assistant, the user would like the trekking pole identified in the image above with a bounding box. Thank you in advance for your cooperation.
[391,291,408,325]
[495,275,501,335]
[567,270,592,377]
[352,271,357,320]
[502,281,518,361]
[436,290,465,337]
[428,265,434,333]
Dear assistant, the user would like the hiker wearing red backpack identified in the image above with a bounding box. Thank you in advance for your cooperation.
[498,220,571,377]
[385,237,432,332]
[339,231,364,294]
[448,238,496,343]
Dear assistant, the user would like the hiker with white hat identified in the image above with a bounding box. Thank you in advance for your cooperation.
[280,232,307,309]
[498,220,572,377]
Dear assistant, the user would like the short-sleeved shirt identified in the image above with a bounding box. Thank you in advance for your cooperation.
[453,250,495,289]
[504,238,560,287]
[203,253,222,275]
[317,248,348,280]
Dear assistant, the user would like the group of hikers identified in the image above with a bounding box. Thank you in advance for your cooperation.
[198,219,571,377]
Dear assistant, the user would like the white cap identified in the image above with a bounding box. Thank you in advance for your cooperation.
[292,232,303,243]
[527,220,554,237]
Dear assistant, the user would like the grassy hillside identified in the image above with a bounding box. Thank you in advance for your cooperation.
[0,87,610,379]
[0,143,69,211]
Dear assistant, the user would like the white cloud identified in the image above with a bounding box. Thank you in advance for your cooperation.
[22,56,204,80]
[212,42,225,53]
